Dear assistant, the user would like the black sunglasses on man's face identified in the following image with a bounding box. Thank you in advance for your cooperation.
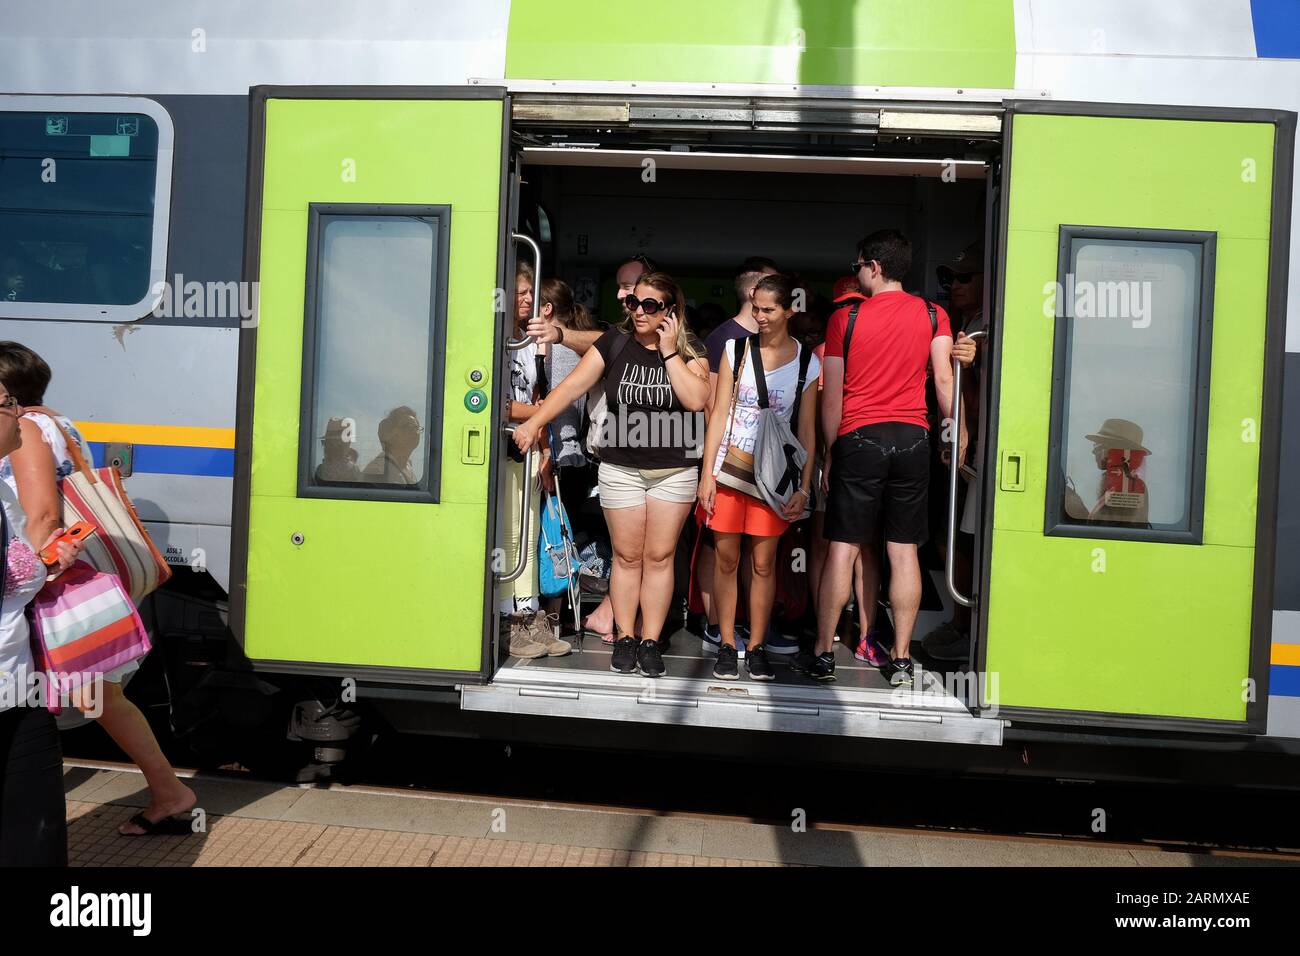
[939,271,977,288]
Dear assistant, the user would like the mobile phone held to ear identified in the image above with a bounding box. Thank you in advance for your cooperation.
[39,520,98,566]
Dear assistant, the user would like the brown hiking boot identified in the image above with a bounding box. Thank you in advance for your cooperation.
[508,615,547,659]
[528,611,572,657]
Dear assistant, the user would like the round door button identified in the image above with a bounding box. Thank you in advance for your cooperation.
[464,388,487,413]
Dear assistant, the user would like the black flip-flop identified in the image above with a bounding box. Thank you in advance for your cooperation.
[119,811,193,837]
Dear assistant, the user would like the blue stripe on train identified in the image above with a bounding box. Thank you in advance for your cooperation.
[86,442,235,478]
[1271,664,1300,698]
[1252,0,1300,58]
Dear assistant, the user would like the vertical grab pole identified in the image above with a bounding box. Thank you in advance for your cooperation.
[498,235,542,582]
[496,425,536,584]
[945,329,987,608]
[507,232,541,350]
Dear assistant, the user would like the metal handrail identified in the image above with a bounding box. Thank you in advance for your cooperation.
[507,232,541,351]
[945,329,987,609]
[496,424,536,583]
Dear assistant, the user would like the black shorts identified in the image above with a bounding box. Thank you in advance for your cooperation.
[825,422,930,545]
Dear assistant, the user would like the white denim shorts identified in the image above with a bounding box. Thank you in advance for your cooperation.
[598,461,698,509]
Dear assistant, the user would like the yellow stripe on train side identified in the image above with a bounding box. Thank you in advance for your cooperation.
[1272,644,1300,667]
[74,422,236,449]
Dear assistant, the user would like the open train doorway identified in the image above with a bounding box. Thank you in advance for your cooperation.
[470,105,1000,745]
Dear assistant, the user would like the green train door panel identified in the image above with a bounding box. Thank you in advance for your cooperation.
[233,88,509,681]
[980,102,1291,731]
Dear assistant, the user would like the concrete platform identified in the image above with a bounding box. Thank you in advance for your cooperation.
[63,763,1296,868]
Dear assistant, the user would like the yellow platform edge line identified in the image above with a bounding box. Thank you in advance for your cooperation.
[74,422,236,449]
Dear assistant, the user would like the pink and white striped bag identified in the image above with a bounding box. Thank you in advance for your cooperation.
[30,560,152,708]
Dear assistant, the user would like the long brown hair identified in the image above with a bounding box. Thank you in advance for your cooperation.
[622,271,702,363]
[539,277,596,331]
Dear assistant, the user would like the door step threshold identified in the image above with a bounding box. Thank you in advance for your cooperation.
[461,665,1003,745]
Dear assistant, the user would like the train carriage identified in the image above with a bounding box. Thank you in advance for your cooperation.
[3,0,1299,785]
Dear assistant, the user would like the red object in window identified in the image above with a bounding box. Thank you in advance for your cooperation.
[1096,448,1147,515]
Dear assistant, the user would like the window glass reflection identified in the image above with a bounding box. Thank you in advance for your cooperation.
[1057,238,1203,533]
[307,215,435,492]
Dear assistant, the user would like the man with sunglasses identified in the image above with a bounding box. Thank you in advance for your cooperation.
[801,230,958,687]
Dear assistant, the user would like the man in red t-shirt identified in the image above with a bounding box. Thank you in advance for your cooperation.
[797,230,957,688]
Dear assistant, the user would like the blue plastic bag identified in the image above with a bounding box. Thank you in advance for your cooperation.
[538,492,576,598]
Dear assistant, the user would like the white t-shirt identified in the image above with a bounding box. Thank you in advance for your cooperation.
[0,482,45,712]
[711,339,820,476]
[508,340,539,405]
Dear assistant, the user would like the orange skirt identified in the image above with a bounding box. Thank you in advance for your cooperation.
[705,485,789,537]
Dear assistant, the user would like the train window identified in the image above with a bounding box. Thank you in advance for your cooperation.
[1044,226,1214,545]
[0,96,173,322]
[297,204,450,504]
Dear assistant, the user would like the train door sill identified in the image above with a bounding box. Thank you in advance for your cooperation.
[460,633,1003,746]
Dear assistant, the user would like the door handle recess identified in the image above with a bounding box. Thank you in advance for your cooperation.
[461,425,486,465]
[1000,450,1025,492]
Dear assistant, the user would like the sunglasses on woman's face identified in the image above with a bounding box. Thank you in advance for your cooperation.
[0,394,19,412]
[623,294,669,315]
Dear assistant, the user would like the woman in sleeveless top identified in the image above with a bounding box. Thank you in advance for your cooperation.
[697,275,819,681]
[513,271,711,679]
[0,342,197,837]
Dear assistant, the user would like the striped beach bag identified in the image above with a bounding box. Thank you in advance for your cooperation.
[49,418,170,605]
[29,560,152,704]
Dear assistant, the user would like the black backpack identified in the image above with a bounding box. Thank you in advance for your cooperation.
[842,295,938,366]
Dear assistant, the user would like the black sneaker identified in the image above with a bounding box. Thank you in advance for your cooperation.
[885,657,915,687]
[713,643,739,680]
[746,645,775,681]
[611,635,638,674]
[808,652,837,682]
[790,650,819,675]
[793,650,836,681]
[636,639,665,678]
